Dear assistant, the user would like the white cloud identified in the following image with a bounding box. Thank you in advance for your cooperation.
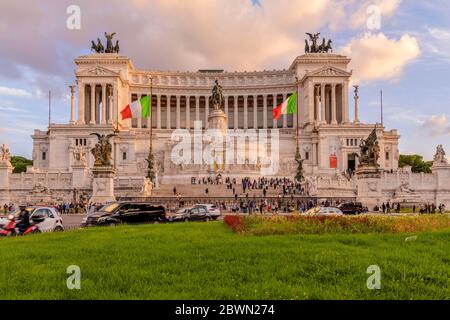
[0,86,31,97]
[341,32,420,84]
[422,114,450,137]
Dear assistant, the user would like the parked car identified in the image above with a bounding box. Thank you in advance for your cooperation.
[337,202,367,215]
[304,206,344,216]
[82,202,166,227]
[193,204,221,219]
[1,206,65,233]
[167,207,192,222]
[169,206,214,222]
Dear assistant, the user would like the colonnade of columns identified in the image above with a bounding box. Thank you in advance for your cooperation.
[128,93,296,130]
[313,82,348,124]
[77,83,114,125]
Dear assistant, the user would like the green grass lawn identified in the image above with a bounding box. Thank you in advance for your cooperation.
[0,222,449,300]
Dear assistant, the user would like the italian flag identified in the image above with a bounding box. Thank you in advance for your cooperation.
[273,92,297,120]
[120,95,150,120]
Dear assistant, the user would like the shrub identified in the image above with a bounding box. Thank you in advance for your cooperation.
[224,215,450,235]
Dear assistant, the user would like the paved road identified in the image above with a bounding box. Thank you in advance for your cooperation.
[61,214,85,229]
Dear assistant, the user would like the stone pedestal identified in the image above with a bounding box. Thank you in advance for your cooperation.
[0,160,12,205]
[432,161,450,207]
[90,166,116,204]
[72,165,89,189]
[355,165,382,210]
[207,108,228,174]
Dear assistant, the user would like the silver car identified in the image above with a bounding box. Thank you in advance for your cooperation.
[304,206,344,216]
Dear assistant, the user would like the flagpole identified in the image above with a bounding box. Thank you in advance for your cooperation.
[295,77,299,149]
[146,75,155,185]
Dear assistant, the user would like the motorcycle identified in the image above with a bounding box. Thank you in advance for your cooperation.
[0,214,42,237]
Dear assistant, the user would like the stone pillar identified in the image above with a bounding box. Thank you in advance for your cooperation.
[315,88,321,122]
[157,95,161,129]
[343,81,349,123]
[308,82,314,124]
[195,95,200,122]
[112,83,118,126]
[90,84,96,124]
[253,95,258,129]
[77,83,85,124]
[108,86,113,124]
[354,91,360,124]
[137,94,142,128]
[263,94,267,129]
[356,166,382,210]
[90,166,116,204]
[244,95,248,129]
[272,94,277,128]
[320,84,326,124]
[101,84,107,124]
[166,96,171,129]
[224,96,229,126]
[70,85,75,124]
[0,158,12,205]
[176,95,181,129]
[234,96,238,129]
[331,84,337,124]
[205,96,210,129]
[186,96,190,129]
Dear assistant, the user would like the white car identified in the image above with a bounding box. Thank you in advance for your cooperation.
[304,206,344,216]
[24,207,65,232]
[193,204,221,219]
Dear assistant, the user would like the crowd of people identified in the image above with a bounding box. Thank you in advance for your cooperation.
[375,201,447,214]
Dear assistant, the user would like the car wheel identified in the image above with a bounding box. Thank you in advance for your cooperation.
[205,217,211,222]
[32,229,41,234]
[184,218,190,222]
[153,220,160,224]
[54,226,64,232]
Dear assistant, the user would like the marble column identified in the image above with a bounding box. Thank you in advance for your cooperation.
[90,84,95,124]
[205,96,209,129]
[77,83,85,124]
[70,85,75,124]
[166,96,171,129]
[331,84,337,124]
[315,87,321,122]
[282,93,287,128]
[320,84,326,124]
[253,95,258,129]
[195,95,200,122]
[354,91,360,124]
[263,94,267,129]
[176,95,181,129]
[157,95,161,129]
[186,96,190,130]
[224,96,229,123]
[244,95,248,129]
[108,86,113,124]
[101,84,107,124]
[272,94,277,128]
[137,94,142,128]
[343,82,349,123]
[112,83,117,125]
[234,96,238,129]
[308,82,314,124]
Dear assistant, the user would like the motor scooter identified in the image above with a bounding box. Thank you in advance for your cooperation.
[0,214,42,236]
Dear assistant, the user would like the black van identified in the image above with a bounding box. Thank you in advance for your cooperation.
[337,202,367,215]
[83,202,166,226]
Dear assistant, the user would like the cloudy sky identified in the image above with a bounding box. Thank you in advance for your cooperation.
[0,0,449,160]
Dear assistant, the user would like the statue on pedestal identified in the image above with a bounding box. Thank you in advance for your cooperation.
[90,133,116,167]
[305,33,333,53]
[211,80,224,110]
[0,144,11,161]
[359,128,380,167]
[433,144,447,164]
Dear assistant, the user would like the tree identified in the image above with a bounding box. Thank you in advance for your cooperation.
[398,154,432,173]
[10,156,33,174]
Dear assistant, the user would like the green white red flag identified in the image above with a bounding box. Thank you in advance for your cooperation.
[273,92,297,120]
[120,95,150,120]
